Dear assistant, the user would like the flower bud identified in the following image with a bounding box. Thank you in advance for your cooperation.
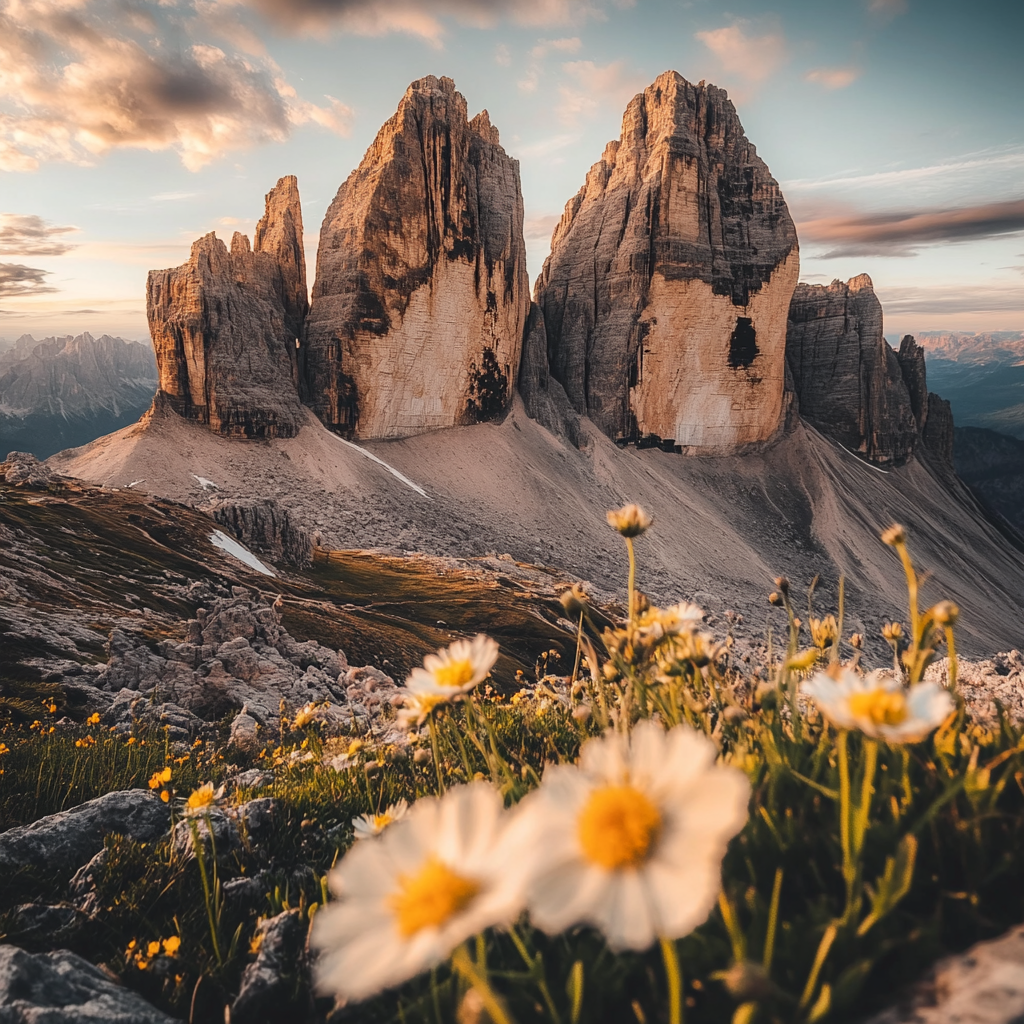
[605,503,652,538]
[933,600,959,626]
[559,583,591,617]
[412,747,432,765]
[572,704,592,722]
[881,524,907,547]
[768,592,781,605]
[773,576,790,596]
[850,633,863,649]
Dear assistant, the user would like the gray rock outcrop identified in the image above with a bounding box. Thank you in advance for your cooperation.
[304,76,529,439]
[96,592,352,724]
[0,946,178,1023]
[517,303,581,446]
[786,280,956,469]
[786,275,920,465]
[865,924,1024,1024]
[0,791,169,875]
[230,910,305,1024]
[146,176,307,439]
[209,500,313,566]
[532,70,799,450]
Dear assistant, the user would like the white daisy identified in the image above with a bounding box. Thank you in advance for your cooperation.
[405,635,499,699]
[802,667,954,744]
[312,783,524,1002]
[352,799,409,839]
[637,602,705,643]
[505,721,750,952]
[396,691,448,730]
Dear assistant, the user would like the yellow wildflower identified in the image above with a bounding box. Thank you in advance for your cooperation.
[605,503,652,538]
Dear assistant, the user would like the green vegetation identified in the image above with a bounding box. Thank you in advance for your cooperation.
[1,513,1023,1024]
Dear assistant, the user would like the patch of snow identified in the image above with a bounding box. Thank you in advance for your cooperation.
[323,430,430,499]
[208,530,277,577]
[127,479,145,488]
[191,473,219,490]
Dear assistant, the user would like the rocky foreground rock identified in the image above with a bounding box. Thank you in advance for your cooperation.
[533,70,800,450]
[304,75,529,439]
[146,176,307,439]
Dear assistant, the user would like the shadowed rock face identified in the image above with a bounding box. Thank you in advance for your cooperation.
[786,275,920,465]
[532,70,799,450]
[304,76,529,440]
[786,277,956,470]
[147,176,307,439]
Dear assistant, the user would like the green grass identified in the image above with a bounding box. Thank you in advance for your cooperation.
[0,525,1022,1023]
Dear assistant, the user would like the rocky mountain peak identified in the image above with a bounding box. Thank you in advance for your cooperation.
[532,70,799,450]
[146,180,308,439]
[303,75,528,439]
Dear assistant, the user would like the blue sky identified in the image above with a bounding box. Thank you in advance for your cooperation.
[1,0,1022,341]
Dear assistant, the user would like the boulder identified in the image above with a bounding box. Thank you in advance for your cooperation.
[0,946,178,1023]
[304,76,529,439]
[865,925,1024,1024]
[786,275,919,465]
[146,176,307,439]
[533,70,799,450]
[230,910,305,1024]
[208,501,313,566]
[0,791,169,875]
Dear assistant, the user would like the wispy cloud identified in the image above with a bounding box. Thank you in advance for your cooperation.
[799,198,1024,257]
[695,20,787,83]
[0,0,351,172]
[867,0,908,22]
[555,59,644,125]
[804,66,860,90]
[0,214,78,257]
[518,37,582,93]
[524,212,560,243]
[0,263,56,298]
[876,283,1024,317]
[236,0,616,42]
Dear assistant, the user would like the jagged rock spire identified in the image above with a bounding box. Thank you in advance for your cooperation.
[303,76,529,440]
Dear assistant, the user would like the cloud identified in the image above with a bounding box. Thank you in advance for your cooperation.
[231,0,614,42]
[0,264,56,298]
[518,36,581,93]
[876,284,1024,317]
[868,0,908,21]
[0,0,351,172]
[695,20,787,83]
[799,198,1024,257]
[495,43,511,66]
[0,214,78,257]
[524,212,560,243]
[556,59,644,125]
[804,66,860,90]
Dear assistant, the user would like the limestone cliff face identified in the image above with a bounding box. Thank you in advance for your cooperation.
[147,176,307,439]
[786,275,920,465]
[532,70,799,450]
[304,76,529,440]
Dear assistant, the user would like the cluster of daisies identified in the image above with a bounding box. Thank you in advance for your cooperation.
[308,610,955,1006]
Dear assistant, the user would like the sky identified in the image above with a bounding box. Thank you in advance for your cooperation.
[1,0,1022,343]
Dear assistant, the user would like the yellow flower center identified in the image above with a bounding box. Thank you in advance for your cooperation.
[848,688,908,726]
[433,658,475,690]
[373,813,394,831]
[389,857,480,937]
[577,784,662,870]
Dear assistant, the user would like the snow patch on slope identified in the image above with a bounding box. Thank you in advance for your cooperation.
[209,530,276,577]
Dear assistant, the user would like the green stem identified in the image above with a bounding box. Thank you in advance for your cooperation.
[570,610,584,690]
[945,626,958,692]
[626,537,637,623]
[660,937,683,1024]
[451,945,517,1024]
[427,714,445,795]
[837,731,853,911]
[763,867,783,976]
[508,926,562,1024]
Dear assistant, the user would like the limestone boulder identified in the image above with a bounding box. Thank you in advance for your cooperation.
[304,76,529,439]
[147,176,307,438]
[786,275,919,465]
[532,70,799,450]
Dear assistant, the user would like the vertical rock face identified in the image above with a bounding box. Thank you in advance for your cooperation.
[517,303,581,447]
[532,70,799,450]
[147,176,307,439]
[786,275,920,465]
[923,393,955,468]
[304,76,529,440]
[897,334,929,433]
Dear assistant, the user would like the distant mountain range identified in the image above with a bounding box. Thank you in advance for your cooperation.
[0,333,158,459]
[915,332,1024,441]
